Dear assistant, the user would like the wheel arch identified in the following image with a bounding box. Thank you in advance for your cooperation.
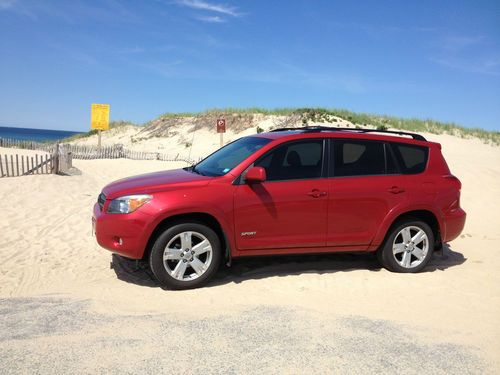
[142,212,232,265]
[372,209,442,251]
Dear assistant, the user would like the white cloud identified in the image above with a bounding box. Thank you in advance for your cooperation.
[176,0,240,17]
[431,34,499,76]
[440,35,485,52]
[117,46,146,54]
[195,15,225,23]
[139,60,184,78]
[430,56,500,76]
[0,0,16,10]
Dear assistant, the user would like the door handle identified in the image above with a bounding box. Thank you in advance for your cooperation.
[307,189,327,198]
[388,186,405,194]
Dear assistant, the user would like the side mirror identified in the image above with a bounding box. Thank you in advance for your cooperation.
[245,166,266,183]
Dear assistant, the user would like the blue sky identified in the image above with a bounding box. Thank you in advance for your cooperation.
[0,0,499,131]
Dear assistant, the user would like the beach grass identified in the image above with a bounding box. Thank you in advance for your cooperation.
[64,108,499,145]
[156,107,499,145]
[61,121,135,142]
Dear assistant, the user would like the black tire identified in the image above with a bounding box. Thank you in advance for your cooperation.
[377,219,434,273]
[149,222,221,290]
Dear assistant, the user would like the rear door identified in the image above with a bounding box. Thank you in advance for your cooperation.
[327,139,408,246]
[234,139,329,250]
[390,142,431,196]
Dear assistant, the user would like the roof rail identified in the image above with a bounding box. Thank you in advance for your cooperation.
[269,126,427,141]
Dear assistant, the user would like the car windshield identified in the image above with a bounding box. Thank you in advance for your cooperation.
[192,136,271,177]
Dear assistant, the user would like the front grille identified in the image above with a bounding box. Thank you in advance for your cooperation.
[98,193,106,211]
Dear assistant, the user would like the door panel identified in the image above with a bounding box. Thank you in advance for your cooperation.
[327,175,408,246]
[234,179,329,250]
[327,139,408,247]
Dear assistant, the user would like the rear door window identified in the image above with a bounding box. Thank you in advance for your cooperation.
[391,143,429,174]
[331,140,386,177]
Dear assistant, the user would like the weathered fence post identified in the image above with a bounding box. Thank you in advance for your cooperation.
[59,144,66,174]
[55,143,73,174]
[53,144,60,174]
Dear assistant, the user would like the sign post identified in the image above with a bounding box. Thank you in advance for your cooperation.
[217,119,226,147]
[90,103,110,149]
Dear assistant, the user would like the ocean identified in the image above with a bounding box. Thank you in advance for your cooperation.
[0,126,83,142]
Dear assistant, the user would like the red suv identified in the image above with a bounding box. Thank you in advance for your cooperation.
[93,127,466,289]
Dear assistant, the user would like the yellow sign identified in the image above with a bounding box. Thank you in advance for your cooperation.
[91,103,110,130]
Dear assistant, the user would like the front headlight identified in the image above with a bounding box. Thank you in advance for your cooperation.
[107,194,152,214]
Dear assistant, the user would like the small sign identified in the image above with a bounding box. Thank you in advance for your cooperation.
[217,119,226,133]
[91,103,110,131]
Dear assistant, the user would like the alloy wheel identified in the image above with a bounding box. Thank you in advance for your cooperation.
[392,225,429,269]
[162,231,213,281]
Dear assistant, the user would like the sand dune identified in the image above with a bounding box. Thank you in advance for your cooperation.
[0,130,499,373]
[69,115,357,160]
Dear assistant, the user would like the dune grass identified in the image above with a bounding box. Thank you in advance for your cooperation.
[61,121,136,142]
[65,108,499,145]
[156,107,499,144]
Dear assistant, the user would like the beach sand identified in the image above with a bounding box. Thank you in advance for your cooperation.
[0,132,499,374]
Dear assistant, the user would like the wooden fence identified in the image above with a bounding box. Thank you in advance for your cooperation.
[0,138,55,153]
[68,144,195,163]
[0,153,56,177]
[0,137,197,165]
[0,143,75,178]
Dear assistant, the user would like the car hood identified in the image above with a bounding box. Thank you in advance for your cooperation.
[102,168,212,199]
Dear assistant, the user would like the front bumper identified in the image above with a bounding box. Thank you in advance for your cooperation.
[92,203,152,259]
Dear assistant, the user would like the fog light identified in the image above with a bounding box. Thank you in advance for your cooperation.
[113,237,123,246]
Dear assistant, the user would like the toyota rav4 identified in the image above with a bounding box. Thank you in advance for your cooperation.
[93,126,466,289]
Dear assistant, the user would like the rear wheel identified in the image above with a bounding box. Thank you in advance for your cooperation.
[377,220,434,273]
[149,222,221,289]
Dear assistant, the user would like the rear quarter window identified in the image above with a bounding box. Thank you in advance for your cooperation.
[392,143,429,174]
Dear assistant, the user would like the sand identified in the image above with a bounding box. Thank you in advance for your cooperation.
[0,131,499,374]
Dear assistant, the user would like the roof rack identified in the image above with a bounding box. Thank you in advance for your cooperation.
[269,126,426,141]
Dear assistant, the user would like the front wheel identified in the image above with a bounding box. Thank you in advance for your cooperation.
[377,220,434,273]
[149,222,221,290]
